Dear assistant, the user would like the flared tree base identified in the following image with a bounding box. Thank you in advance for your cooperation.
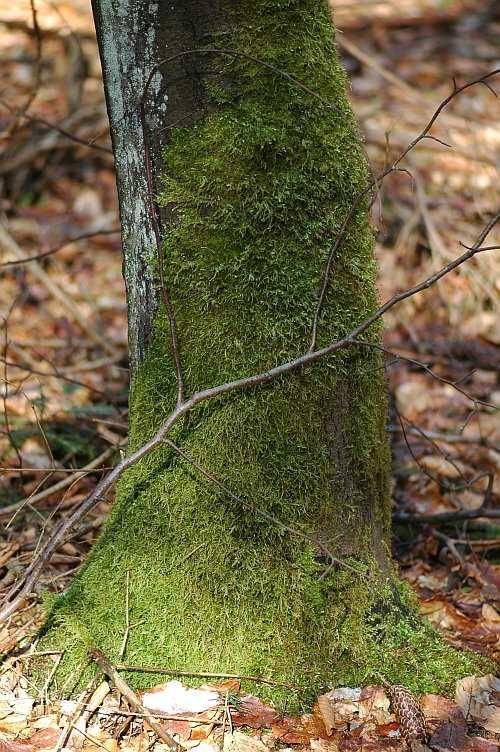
[38,534,484,707]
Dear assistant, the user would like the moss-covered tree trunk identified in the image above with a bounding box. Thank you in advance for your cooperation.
[43,0,477,701]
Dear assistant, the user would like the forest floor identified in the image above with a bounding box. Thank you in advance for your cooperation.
[0,0,498,751]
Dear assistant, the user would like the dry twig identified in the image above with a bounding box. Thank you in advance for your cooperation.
[90,648,179,751]
[1,209,497,622]
[116,663,299,691]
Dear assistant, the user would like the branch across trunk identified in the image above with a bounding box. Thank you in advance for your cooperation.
[39,0,484,703]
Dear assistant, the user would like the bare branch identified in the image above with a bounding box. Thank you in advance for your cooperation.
[350,340,493,409]
[1,0,42,141]
[0,98,113,154]
[90,648,179,751]
[393,499,499,525]
[0,229,119,268]
[308,68,500,351]
[2,211,498,622]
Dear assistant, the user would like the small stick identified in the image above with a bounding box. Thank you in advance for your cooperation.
[116,664,299,691]
[1,211,498,622]
[0,228,119,268]
[54,675,98,752]
[1,444,119,522]
[0,223,117,355]
[67,704,223,724]
[40,651,63,706]
[0,96,112,154]
[90,648,179,751]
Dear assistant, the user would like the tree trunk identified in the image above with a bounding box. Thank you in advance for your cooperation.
[41,0,477,702]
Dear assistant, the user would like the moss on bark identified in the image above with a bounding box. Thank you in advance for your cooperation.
[39,0,484,705]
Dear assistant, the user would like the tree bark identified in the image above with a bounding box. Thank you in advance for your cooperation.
[90,0,227,367]
[42,0,477,702]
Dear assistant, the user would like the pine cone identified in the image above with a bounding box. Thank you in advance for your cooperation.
[386,685,427,744]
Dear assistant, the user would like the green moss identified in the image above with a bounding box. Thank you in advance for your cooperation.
[39,0,481,705]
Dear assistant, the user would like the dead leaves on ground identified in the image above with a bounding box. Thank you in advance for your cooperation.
[0,671,498,752]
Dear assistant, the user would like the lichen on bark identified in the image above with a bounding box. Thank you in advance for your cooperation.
[39,0,485,704]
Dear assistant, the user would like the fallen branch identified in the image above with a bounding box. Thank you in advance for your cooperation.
[90,648,179,751]
[116,663,299,691]
[1,210,497,622]
[393,506,500,525]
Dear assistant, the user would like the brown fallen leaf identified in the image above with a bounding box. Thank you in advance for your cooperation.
[207,679,241,694]
[161,718,191,739]
[315,694,338,735]
[456,675,500,735]
[419,455,468,479]
[0,715,29,735]
[359,686,393,726]
[421,693,466,734]
[322,688,362,729]
[482,604,500,624]
[430,719,499,752]
[27,727,61,750]
[0,741,34,752]
[338,725,402,751]
[190,723,214,741]
[223,730,269,752]
[377,722,400,737]
[310,739,341,752]
[230,696,279,729]
[271,714,322,745]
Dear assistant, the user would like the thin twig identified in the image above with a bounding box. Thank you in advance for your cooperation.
[116,663,300,691]
[2,296,23,468]
[394,472,497,525]
[163,437,351,571]
[71,705,224,724]
[1,0,42,141]
[54,675,98,752]
[0,444,120,522]
[0,97,112,154]
[309,68,500,351]
[393,503,499,525]
[1,213,498,622]
[0,355,110,397]
[350,339,491,409]
[90,648,179,751]
[119,570,131,661]
[0,223,118,356]
[0,228,120,268]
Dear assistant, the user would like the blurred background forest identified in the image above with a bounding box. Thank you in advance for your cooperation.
[0,0,499,666]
